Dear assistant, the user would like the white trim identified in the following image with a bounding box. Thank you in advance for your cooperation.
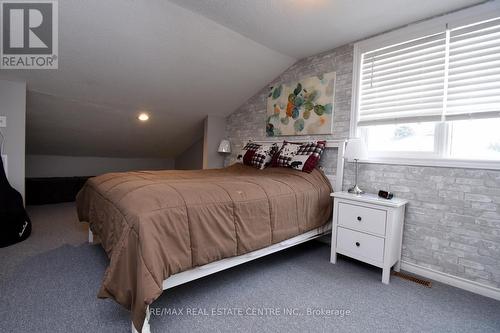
[401,261,500,301]
[131,224,333,332]
[252,139,346,149]
[354,2,500,54]
[435,121,449,158]
[162,224,331,290]
[136,225,332,333]
[331,191,408,208]
[134,222,332,333]
[360,122,442,161]
[349,43,362,138]
[350,2,500,160]
[335,141,346,191]
[253,139,347,191]
[306,237,500,300]
[358,156,500,171]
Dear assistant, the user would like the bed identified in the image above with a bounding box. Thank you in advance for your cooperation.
[76,140,346,333]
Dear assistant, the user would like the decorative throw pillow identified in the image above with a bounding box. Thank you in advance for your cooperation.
[272,140,326,173]
[236,141,278,170]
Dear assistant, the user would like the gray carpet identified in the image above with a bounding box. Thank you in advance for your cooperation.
[1,203,499,333]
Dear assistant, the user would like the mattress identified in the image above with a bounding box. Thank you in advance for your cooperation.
[76,163,333,331]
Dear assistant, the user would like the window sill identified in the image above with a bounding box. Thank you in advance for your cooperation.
[357,157,500,171]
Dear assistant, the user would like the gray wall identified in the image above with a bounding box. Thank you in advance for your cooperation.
[0,80,26,200]
[175,138,203,170]
[26,155,174,178]
[225,44,500,290]
[203,115,227,169]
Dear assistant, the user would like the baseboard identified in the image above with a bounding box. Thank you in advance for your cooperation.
[401,261,500,301]
[313,235,499,301]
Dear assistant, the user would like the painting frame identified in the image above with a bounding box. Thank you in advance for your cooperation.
[266,71,336,137]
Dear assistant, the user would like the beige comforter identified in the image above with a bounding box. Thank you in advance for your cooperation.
[76,164,332,331]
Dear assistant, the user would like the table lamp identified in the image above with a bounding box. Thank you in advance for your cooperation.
[344,138,368,195]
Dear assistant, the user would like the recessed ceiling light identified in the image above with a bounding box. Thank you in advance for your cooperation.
[138,113,149,121]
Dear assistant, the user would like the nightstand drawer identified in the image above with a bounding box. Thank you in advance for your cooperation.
[338,202,386,236]
[336,227,385,263]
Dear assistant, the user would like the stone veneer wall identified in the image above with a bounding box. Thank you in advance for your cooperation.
[225,44,500,290]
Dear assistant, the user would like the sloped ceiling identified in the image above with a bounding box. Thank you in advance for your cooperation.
[170,0,486,59]
[0,0,294,157]
[0,0,486,158]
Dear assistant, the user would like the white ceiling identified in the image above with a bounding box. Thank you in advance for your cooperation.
[0,0,486,158]
[0,0,294,157]
[169,0,486,59]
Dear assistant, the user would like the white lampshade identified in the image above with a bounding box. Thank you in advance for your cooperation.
[344,138,368,161]
[218,139,231,153]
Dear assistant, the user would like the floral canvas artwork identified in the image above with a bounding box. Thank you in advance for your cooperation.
[266,71,335,136]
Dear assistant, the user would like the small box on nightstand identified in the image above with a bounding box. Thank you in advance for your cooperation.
[330,191,408,284]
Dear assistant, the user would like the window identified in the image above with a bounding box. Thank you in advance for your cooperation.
[362,122,436,154]
[449,118,500,160]
[352,3,500,167]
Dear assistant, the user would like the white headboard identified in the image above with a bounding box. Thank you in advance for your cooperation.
[252,139,346,191]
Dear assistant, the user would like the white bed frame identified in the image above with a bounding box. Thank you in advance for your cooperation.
[88,139,346,333]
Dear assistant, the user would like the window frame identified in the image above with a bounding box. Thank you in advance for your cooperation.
[359,122,442,159]
[350,2,500,171]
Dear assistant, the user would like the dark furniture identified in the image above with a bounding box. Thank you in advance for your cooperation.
[26,176,91,205]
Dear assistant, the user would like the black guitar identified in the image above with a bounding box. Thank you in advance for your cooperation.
[0,155,31,247]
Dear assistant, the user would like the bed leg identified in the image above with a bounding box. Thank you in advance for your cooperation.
[131,306,151,333]
[88,228,94,244]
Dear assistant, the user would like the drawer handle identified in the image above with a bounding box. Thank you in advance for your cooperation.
[355,242,360,247]
[357,216,362,222]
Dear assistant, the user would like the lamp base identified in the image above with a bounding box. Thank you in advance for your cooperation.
[348,184,365,195]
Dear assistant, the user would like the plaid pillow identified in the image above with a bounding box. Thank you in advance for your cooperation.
[236,141,278,170]
[272,140,326,173]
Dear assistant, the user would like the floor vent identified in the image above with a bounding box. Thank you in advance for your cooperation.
[393,271,432,288]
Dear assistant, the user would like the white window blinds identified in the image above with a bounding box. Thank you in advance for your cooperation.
[357,17,500,126]
[358,33,446,125]
[447,17,500,120]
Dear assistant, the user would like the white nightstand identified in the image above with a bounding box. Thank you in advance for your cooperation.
[330,191,408,284]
